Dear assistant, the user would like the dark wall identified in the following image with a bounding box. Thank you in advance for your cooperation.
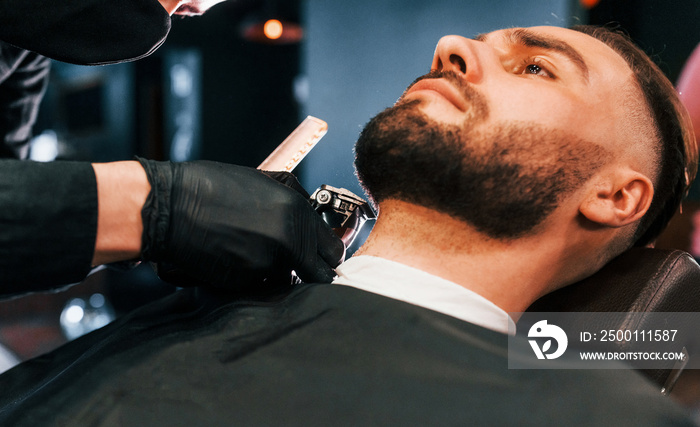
[588,0,700,84]
[150,1,302,167]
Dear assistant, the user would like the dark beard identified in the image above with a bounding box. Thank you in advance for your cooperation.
[354,100,609,240]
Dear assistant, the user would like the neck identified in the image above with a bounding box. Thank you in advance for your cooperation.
[355,200,578,315]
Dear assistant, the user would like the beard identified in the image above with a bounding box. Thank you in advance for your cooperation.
[354,89,609,240]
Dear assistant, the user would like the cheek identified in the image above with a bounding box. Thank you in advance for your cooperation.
[487,84,599,138]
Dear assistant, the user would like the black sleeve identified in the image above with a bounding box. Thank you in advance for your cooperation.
[0,0,170,65]
[0,42,50,159]
[0,160,98,296]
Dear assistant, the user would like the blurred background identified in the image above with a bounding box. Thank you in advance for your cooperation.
[1,0,700,404]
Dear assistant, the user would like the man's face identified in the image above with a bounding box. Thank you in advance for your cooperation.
[354,26,637,239]
[402,26,635,147]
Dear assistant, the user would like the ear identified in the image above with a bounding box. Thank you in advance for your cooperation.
[579,171,654,228]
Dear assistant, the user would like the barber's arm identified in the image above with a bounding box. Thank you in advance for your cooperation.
[134,159,345,287]
[0,159,344,296]
[91,161,150,265]
[95,159,345,286]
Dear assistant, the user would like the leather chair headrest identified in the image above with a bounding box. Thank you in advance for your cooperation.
[525,248,700,391]
[528,248,700,313]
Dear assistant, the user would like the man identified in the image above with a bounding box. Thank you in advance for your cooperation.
[0,0,344,294]
[352,24,696,313]
[0,25,696,425]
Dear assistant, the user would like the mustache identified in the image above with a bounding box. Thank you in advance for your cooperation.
[404,70,468,97]
[409,69,459,85]
[401,70,489,122]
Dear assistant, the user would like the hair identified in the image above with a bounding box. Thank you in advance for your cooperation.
[571,25,698,247]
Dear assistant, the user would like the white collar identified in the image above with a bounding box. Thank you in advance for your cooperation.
[333,255,516,335]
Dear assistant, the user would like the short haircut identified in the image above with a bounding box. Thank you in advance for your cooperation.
[572,25,698,247]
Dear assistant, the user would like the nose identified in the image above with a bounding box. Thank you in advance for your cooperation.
[431,35,483,82]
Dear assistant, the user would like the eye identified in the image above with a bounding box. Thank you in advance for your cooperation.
[517,58,555,79]
[525,63,543,74]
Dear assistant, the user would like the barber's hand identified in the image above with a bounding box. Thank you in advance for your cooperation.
[137,158,345,288]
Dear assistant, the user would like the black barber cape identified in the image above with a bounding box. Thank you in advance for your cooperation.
[0,283,693,426]
[0,0,170,65]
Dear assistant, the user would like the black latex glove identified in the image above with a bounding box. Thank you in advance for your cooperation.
[137,158,345,288]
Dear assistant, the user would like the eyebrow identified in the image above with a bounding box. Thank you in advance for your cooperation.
[476,28,590,82]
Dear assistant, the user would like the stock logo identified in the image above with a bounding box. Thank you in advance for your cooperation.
[528,320,568,360]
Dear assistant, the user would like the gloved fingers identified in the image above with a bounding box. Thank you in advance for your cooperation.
[294,220,345,283]
[260,170,311,199]
[316,220,346,268]
[264,169,344,281]
[294,253,339,284]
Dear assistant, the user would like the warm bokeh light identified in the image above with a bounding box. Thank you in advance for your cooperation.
[243,19,303,44]
[264,19,284,40]
[579,0,600,8]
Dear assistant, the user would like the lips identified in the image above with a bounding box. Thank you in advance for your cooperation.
[404,78,468,111]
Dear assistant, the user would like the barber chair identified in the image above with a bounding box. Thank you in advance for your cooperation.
[525,248,700,395]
